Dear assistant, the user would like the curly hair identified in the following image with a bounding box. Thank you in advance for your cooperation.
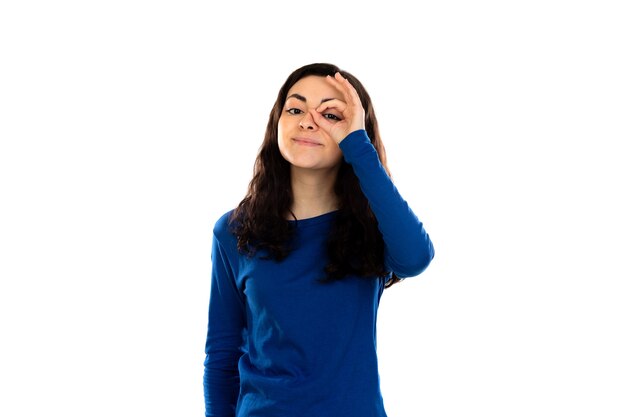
[231,63,401,288]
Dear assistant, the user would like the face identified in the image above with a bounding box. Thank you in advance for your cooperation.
[277,76,345,171]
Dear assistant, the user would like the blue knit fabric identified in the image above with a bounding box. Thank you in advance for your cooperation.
[204,130,434,417]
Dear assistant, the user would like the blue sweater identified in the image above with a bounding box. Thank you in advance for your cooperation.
[204,130,434,417]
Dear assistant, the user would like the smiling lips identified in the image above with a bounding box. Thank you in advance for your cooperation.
[293,137,322,146]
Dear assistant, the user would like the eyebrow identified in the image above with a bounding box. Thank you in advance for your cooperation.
[286,93,337,105]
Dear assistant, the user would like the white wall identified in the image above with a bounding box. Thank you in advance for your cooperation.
[1,1,624,416]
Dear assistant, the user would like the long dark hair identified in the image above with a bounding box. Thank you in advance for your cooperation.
[231,63,401,288]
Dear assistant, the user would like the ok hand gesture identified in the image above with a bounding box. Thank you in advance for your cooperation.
[310,72,366,145]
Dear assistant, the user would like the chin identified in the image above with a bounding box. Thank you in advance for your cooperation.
[281,150,341,171]
[289,161,324,170]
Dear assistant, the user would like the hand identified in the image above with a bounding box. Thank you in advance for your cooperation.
[310,72,366,145]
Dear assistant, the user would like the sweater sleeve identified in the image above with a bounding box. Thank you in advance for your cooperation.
[204,228,246,417]
[339,129,435,278]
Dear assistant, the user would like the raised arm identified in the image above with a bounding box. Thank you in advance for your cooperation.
[311,72,434,278]
[339,129,434,278]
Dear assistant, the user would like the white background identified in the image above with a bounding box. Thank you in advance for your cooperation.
[1,1,625,416]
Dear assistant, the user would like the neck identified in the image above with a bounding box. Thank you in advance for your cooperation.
[288,166,339,220]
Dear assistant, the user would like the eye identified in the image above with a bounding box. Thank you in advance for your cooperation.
[324,113,342,121]
[286,108,303,115]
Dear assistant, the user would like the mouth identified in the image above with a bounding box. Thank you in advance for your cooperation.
[292,137,322,146]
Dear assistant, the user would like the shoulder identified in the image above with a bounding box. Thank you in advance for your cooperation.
[212,209,238,246]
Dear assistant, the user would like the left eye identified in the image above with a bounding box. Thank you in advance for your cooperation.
[324,113,341,121]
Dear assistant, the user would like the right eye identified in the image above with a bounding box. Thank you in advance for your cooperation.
[286,108,303,115]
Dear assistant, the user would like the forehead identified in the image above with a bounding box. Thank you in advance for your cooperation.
[286,75,344,103]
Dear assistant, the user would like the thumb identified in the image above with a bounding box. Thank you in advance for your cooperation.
[310,109,333,134]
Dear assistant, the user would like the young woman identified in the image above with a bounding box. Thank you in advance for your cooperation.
[204,63,434,417]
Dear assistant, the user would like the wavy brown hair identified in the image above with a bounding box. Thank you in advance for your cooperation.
[231,63,401,288]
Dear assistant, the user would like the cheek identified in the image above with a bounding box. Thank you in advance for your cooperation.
[277,117,284,138]
[329,146,344,166]
[277,118,289,145]
[276,119,291,160]
[277,140,288,160]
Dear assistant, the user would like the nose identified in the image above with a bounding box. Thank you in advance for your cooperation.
[299,111,318,131]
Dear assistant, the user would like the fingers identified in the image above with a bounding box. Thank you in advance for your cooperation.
[317,73,359,115]
[315,99,347,115]
[316,72,366,142]
[325,73,361,109]
[309,107,334,131]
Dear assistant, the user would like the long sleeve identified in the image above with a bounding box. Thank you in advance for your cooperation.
[339,129,435,278]
[204,227,246,417]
